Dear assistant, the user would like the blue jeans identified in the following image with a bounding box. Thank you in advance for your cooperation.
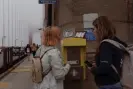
[99,83,122,89]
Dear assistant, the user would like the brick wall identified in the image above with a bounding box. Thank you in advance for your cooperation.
[46,1,133,88]
[52,0,133,53]
[54,0,133,42]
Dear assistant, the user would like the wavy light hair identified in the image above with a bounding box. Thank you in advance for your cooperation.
[93,16,116,54]
[93,16,116,41]
[42,26,61,46]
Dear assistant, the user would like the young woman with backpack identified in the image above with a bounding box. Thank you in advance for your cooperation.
[33,26,71,89]
[88,16,127,89]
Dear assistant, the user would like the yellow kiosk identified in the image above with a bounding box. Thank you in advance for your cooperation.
[62,37,87,82]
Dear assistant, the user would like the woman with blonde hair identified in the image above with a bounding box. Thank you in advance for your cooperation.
[34,26,70,89]
[88,16,127,89]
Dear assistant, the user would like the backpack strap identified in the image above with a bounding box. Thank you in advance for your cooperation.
[40,47,55,60]
[40,47,55,77]
[101,39,127,77]
[102,39,128,53]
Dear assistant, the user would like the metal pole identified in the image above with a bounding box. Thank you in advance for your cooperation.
[8,0,10,46]
[16,11,18,44]
[21,41,23,47]
[19,20,20,43]
[17,11,19,46]
[15,39,18,47]
[14,4,16,46]
[2,0,5,47]
[16,6,18,46]
[20,20,21,47]
[12,2,14,46]
[19,20,21,46]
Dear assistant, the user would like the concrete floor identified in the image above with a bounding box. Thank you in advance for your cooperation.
[0,56,33,89]
[0,55,98,89]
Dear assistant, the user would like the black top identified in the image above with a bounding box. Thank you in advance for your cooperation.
[25,46,31,53]
[91,36,127,86]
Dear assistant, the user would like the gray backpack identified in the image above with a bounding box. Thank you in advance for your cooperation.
[102,39,133,89]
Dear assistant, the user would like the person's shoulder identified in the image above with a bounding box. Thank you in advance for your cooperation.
[113,36,127,47]
[98,42,114,54]
[48,48,60,56]
[100,41,113,48]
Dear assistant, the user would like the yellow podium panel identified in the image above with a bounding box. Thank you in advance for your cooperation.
[62,38,86,47]
[62,38,86,80]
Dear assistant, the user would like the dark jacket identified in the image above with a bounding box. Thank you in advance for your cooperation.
[25,46,31,53]
[91,36,127,86]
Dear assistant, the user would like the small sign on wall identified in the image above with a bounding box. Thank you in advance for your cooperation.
[83,13,98,28]
[39,0,56,4]
[75,31,86,38]
[67,60,79,65]
[63,28,75,38]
